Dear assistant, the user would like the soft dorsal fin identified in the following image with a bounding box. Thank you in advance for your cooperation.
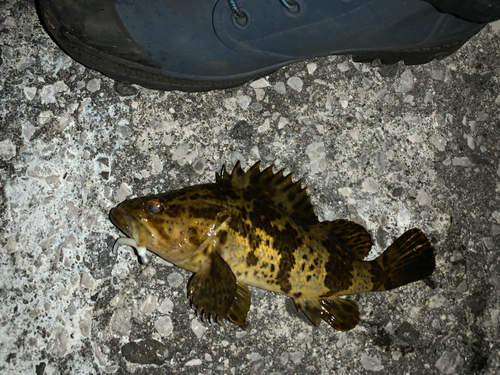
[313,219,373,260]
[216,161,318,225]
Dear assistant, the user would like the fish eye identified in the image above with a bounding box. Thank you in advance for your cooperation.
[145,200,162,214]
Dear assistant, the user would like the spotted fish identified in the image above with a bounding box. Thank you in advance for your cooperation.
[110,162,435,331]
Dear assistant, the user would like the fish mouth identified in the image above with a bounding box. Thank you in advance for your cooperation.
[110,205,154,248]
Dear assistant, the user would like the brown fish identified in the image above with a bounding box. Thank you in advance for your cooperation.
[110,162,435,331]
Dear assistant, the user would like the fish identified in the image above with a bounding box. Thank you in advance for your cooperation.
[110,161,435,331]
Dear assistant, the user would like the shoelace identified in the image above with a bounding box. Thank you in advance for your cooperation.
[228,0,299,18]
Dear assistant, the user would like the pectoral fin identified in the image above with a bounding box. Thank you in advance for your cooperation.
[294,297,360,331]
[226,282,251,325]
[187,250,237,323]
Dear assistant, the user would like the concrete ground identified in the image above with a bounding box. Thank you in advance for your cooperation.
[1,1,500,374]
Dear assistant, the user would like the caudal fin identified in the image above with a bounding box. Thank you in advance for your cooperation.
[372,228,435,291]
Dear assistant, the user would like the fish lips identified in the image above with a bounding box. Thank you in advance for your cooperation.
[110,204,154,247]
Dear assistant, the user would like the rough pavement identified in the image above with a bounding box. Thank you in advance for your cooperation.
[1,1,500,374]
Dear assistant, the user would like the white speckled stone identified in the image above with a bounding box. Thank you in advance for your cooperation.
[140,295,159,314]
[360,353,384,372]
[452,157,474,167]
[306,63,317,74]
[237,95,252,110]
[429,134,446,151]
[159,298,174,314]
[394,69,414,93]
[306,141,326,174]
[287,77,303,92]
[250,78,270,89]
[0,139,16,160]
[191,319,208,339]
[362,177,379,194]
[416,189,432,206]
[50,326,69,358]
[115,182,132,202]
[155,315,174,337]
[185,358,202,366]
[38,110,53,125]
[152,154,163,174]
[337,62,350,72]
[110,308,132,336]
[274,81,286,94]
[167,272,184,288]
[255,88,266,101]
[290,351,304,364]
[397,209,411,228]
[277,117,289,129]
[408,134,424,143]
[23,86,37,101]
[258,119,271,133]
[435,351,464,374]
[86,78,101,92]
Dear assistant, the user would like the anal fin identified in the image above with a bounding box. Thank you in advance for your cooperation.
[320,298,360,331]
[294,297,322,326]
[294,297,360,331]
[187,250,237,323]
[226,282,251,325]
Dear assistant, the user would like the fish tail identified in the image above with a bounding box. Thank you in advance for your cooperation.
[371,228,435,291]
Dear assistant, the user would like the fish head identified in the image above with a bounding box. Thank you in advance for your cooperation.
[110,192,214,264]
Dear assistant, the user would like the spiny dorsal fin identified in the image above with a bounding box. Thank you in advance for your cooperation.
[313,220,372,259]
[217,161,317,225]
[215,164,230,183]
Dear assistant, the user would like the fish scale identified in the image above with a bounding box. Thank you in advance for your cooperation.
[111,161,435,331]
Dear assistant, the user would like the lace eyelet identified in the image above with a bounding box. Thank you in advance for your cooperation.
[232,8,252,30]
[282,0,304,18]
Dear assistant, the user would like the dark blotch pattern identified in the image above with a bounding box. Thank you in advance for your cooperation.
[370,262,385,291]
[246,251,259,267]
[228,187,305,294]
[167,204,184,218]
[276,253,294,294]
[219,230,228,246]
[188,205,223,220]
[323,239,355,293]
[248,232,261,251]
